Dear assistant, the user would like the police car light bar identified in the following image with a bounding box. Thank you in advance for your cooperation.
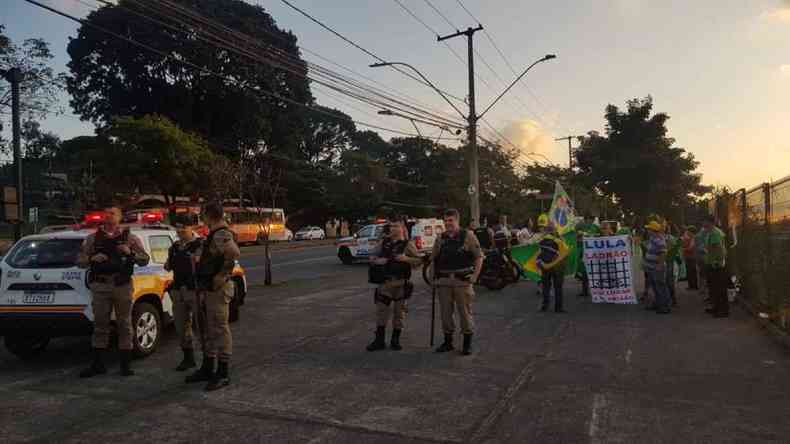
[143,212,164,222]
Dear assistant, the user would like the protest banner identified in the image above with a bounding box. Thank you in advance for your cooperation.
[583,235,637,304]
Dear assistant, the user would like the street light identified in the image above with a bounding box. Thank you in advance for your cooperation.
[376,108,462,137]
[370,62,466,120]
[478,54,557,119]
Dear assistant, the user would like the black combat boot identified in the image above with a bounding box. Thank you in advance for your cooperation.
[390,329,403,351]
[119,350,135,377]
[435,334,455,353]
[175,348,197,372]
[79,348,107,378]
[185,356,215,383]
[366,326,386,352]
[205,360,230,391]
[462,334,473,356]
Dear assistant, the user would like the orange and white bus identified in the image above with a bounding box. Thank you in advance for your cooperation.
[224,207,289,244]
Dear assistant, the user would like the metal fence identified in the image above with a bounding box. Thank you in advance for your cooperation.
[711,175,790,331]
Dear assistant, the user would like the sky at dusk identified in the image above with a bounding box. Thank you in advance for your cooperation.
[2,0,790,190]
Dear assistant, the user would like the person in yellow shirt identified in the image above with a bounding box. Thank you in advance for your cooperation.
[536,214,571,313]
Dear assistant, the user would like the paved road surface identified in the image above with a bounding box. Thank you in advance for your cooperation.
[2,260,790,443]
[240,243,343,283]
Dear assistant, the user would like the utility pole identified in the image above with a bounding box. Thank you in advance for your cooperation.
[556,135,580,205]
[2,68,24,240]
[438,26,483,224]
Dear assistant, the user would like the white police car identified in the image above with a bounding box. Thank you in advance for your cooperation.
[336,223,387,265]
[0,224,247,360]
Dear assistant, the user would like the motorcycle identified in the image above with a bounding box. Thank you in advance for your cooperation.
[422,248,523,291]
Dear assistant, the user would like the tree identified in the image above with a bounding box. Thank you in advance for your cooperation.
[106,115,217,205]
[66,0,312,158]
[0,25,66,152]
[575,97,709,220]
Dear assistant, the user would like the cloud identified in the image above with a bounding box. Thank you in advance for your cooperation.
[498,119,561,164]
[761,8,790,22]
[781,64,790,75]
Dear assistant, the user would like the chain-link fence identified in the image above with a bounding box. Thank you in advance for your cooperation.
[711,175,790,332]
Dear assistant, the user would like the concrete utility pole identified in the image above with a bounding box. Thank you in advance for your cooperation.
[1,68,24,240]
[556,135,581,204]
[438,26,483,224]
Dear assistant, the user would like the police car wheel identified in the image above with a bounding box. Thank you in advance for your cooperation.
[338,247,354,265]
[133,302,161,358]
[5,335,50,360]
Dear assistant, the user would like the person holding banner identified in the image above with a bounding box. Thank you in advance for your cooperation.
[575,214,601,298]
[536,214,571,313]
[643,221,672,314]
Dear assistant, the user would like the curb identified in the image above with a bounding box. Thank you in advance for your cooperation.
[736,297,790,351]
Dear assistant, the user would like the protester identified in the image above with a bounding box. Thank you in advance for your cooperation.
[575,214,601,298]
[694,226,708,298]
[536,214,570,313]
[682,226,699,290]
[643,221,671,314]
[701,216,729,318]
[665,223,683,307]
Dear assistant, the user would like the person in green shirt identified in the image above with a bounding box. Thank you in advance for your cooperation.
[664,223,683,307]
[701,215,728,317]
[575,214,601,298]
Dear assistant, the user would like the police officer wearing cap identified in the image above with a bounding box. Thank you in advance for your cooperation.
[164,222,203,372]
[366,218,423,351]
[430,208,484,355]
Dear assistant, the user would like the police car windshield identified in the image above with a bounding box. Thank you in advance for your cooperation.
[5,239,84,269]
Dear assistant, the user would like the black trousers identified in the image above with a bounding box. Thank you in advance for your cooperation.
[541,268,565,310]
[685,257,698,289]
[706,265,729,315]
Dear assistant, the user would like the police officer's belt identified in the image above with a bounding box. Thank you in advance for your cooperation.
[436,268,473,280]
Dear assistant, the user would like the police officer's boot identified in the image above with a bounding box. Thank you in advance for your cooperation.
[176,348,197,371]
[185,356,215,383]
[206,360,230,391]
[366,326,386,352]
[79,348,107,378]
[119,350,135,377]
[462,334,473,356]
[435,334,454,353]
[390,329,402,351]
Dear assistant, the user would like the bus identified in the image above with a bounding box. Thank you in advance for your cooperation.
[224,207,289,244]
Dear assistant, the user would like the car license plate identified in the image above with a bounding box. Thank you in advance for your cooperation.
[23,292,55,304]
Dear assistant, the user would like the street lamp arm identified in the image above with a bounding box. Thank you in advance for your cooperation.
[478,54,556,119]
[370,61,467,120]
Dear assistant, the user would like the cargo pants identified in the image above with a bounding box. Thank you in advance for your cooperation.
[437,278,475,335]
[204,281,233,362]
[173,287,203,351]
[376,280,408,330]
[90,279,133,350]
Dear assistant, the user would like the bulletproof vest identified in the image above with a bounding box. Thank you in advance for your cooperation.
[538,234,561,264]
[196,227,231,290]
[170,238,202,289]
[381,239,411,279]
[474,228,492,250]
[91,229,134,285]
[435,231,474,272]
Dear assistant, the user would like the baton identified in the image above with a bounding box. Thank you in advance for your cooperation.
[189,254,207,350]
[430,261,436,347]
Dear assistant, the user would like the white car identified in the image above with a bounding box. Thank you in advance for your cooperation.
[294,226,326,241]
[336,223,386,265]
[410,218,445,254]
[0,224,248,360]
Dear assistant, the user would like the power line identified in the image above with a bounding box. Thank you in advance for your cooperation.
[23,0,437,141]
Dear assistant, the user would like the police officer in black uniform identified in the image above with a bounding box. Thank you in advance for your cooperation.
[164,223,203,371]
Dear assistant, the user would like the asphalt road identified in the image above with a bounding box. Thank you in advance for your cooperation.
[2,248,790,443]
[239,242,344,284]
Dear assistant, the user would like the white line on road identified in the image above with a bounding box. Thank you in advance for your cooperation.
[245,255,338,271]
[625,349,632,365]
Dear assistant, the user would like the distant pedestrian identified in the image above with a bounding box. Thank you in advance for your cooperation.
[682,226,699,290]
[701,216,728,318]
[665,223,683,307]
[694,227,708,297]
[643,221,671,314]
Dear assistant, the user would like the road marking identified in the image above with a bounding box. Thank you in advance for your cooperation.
[588,393,608,443]
[625,348,632,365]
[245,255,337,271]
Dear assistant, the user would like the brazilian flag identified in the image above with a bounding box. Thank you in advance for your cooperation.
[511,231,578,283]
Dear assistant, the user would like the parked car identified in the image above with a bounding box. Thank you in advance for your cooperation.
[294,226,326,241]
[0,223,247,360]
[336,223,387,265]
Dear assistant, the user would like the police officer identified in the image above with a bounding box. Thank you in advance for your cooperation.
[536,214,570,313]
[186,202,240,391]
[366,218,423,351]
[430,209,484,356]
[164,223,203,371]
[78,206,150,378]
